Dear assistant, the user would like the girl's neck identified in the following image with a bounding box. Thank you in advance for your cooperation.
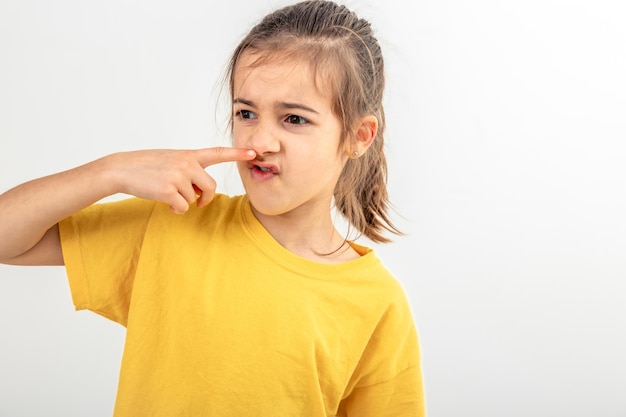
[250,205,360,264]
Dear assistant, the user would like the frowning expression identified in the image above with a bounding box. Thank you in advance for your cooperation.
[232,52,349,219]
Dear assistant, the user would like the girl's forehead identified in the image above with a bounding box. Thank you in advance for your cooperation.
[233,51,334,99]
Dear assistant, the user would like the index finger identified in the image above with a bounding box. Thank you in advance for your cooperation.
[195,147,256,168]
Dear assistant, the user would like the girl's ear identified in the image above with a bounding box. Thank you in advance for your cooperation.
[348,115,378,158]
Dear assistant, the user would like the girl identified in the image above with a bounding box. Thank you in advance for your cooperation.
[0,0,424,415]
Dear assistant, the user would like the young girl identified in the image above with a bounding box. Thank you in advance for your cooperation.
[0,0,424,415]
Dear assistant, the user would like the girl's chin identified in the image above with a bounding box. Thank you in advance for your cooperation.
[248,198,285,217]
[247,190,301,218]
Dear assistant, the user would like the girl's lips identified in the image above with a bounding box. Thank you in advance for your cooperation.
[248,160,279,174]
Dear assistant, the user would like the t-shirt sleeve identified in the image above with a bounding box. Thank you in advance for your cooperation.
[58,197,157,326]
[337,366,424,416]
[337,286,426,417]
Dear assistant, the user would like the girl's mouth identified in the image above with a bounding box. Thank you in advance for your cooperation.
[249,160,278,174]
[248,161,278,179]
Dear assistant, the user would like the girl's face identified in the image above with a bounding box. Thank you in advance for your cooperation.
[232,52,349,220]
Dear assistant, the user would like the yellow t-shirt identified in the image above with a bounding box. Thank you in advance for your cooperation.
[59,194,424,416]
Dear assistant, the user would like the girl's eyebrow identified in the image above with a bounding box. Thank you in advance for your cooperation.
[278,101,319,114]
[233,98,319,114]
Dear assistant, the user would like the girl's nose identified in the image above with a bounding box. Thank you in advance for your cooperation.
[247,122,280,156]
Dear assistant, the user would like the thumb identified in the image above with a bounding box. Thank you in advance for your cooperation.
[195,147,256,168]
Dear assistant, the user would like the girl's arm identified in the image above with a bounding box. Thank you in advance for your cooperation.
[0,148,255,266]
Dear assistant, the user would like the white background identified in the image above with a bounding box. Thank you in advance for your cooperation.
[1,0,625,416]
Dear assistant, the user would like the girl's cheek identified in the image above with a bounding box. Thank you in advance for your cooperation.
[231,131,245,148]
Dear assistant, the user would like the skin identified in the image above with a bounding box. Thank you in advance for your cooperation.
[232,52,377,262]
[0,54,378,266]
[0,147,256,265]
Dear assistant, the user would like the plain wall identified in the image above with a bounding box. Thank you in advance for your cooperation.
[1,0,625,416]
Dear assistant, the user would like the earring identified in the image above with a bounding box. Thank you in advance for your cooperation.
[352,151,359,157]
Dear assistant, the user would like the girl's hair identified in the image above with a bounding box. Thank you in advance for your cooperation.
[226,0,401,243]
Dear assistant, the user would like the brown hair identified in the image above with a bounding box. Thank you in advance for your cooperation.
[226,0,401,243]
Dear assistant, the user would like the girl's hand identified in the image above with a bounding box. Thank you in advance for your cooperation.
[0,147,255,264]
[106,147,256,214]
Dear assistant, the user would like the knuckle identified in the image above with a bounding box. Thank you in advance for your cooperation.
[177,158,193,171]
[211,147,228,161]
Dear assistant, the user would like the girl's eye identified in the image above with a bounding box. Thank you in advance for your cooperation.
[285,114,309,125]
[236,110,256,120]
